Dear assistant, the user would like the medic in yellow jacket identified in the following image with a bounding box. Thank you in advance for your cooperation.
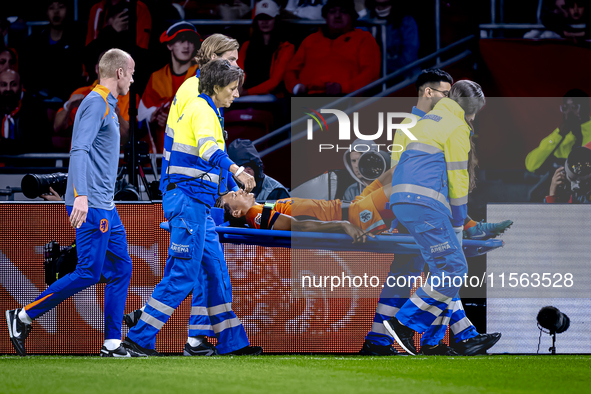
[390,97,471,227]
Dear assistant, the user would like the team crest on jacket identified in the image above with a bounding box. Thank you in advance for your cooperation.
[100,219,109,233]
[359,210,372,223]
[255,213,262,225]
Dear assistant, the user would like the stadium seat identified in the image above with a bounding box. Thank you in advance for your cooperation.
[224,108,274,146]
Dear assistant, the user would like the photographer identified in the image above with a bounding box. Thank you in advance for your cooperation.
[343,138,390,201]
[545,145,591,204]
[526,89,591,174]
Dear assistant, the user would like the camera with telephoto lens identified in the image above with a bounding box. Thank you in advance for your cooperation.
[21,173,68,199]
[358,151,390,181]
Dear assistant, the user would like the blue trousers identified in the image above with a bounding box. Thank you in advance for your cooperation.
[127,190,249,354]
[26,206,132,340]
[387,203,468,333]
[365,245,478,346]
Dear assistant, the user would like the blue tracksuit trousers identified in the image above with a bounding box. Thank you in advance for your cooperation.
[25,206,132,340]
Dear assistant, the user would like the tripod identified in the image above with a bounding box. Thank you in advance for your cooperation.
[117,141,161,201]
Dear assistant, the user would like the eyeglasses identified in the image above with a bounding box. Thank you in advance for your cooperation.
[428,87,450,97]
[560,103,581,113]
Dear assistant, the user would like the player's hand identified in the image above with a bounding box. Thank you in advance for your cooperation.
[109,10,129,33]
[151,103,170,128]
[70,196,88,229]
[40,187,61,201]
[549,166,567,196]
[342,222,375,244]
[236,171,256,193]
[157,102,170,127]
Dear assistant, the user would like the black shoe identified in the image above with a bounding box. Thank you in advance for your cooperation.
[100,344,131,358]
[452,333,501,356]
[227,346,263,356]
[420,341,461,356]
[184,338,219,356]
[124,309,143,328]
[6,309,31,357]
[358,340,399,356]
[122,337,161,357]
[383,317,417,355]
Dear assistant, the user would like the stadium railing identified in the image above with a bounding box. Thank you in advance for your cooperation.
[254,34,476,158]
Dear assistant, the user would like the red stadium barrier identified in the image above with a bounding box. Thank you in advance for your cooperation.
[0,203,440,354]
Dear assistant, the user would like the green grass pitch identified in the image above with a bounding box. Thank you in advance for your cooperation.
[1,355,589,393]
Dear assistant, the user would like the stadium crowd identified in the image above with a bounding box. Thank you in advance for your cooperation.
[0,0,424,161]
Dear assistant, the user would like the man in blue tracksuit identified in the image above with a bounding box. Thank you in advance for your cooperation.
[383,80,487,356]
[5,49,135,357]
[123,59,262,356]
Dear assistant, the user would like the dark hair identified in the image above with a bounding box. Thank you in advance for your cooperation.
[169,31,201,58]
[448,80,486,193]
[198,58,244,96]
[322,0,359,20]
[214,194,248,227]
[45,0,71,9]
[565,0,589,8]
[449,80,486,115]
[415,68,453,93]
[563,88,590,118]
[0,48,17,65]
[243,14,283,89]
[215,194,229,212]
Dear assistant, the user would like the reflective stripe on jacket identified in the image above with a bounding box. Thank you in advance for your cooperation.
[390,98,470,226]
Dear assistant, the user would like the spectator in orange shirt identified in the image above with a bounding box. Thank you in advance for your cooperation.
[284,0,380,96]
[86,0,152,50]
[53,53,132,146]
[238,0,294,96]
[138,22,201,153]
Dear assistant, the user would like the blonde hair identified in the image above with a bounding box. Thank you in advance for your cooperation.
[196,34,239,67]
[98,48,131,79]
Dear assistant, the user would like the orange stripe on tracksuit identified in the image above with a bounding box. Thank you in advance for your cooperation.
[25,293,53,311]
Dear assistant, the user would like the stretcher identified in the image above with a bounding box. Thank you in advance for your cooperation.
[160,221,503,257]
[214,227,502,257]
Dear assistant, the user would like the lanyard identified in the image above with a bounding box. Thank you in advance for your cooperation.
[198,93,224,130]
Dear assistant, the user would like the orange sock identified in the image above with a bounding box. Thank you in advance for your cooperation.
[464,220,477,230]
